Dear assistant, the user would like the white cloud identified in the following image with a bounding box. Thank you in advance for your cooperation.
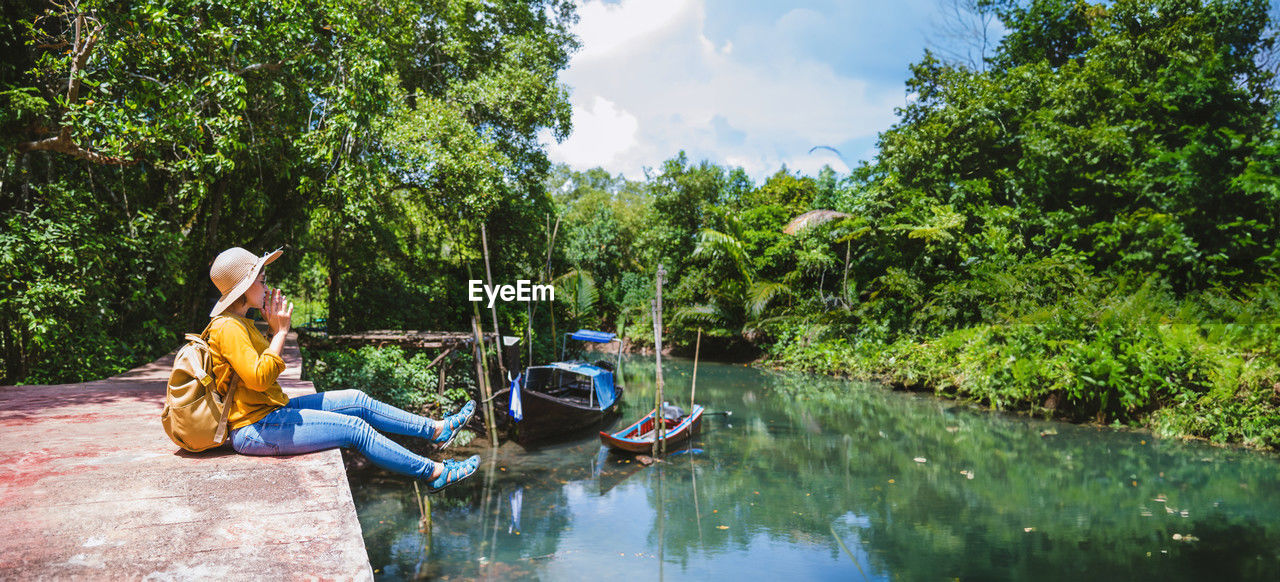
[546,96,639,169]
[547,0,908,182]
[574,0,698,62]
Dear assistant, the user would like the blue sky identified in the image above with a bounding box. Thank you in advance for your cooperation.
[543,0,1280,181]
[542,0,993,180]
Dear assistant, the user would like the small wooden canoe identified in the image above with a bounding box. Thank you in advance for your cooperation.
[600,404,704,454]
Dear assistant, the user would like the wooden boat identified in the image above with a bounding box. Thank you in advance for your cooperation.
[599,404,704,454]
[491,330,624,443]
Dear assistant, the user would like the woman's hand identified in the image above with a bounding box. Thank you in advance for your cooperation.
[265,287,293,335]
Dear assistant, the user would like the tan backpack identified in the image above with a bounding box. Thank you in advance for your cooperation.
[161,317,240,452]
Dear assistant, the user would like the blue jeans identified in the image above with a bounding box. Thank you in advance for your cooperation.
[230,389,438,479]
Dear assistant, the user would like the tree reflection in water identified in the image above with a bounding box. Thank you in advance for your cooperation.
[351,356,1280,580]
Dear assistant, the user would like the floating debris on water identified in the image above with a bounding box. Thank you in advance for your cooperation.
[913,457,927,463]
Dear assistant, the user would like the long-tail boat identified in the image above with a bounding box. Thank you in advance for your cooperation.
[491,329,624,443]
[599,404,704,454]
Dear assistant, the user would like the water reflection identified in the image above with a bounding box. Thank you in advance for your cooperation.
[351,356,1280,580]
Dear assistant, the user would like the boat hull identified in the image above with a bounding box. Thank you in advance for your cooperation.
[599,405,704,454]
[492,385,623,443]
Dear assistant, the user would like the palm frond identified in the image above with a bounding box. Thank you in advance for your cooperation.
[695,228,754,286]
[747,280,793,318]
[673,304,721,324]
[552,268,597,320]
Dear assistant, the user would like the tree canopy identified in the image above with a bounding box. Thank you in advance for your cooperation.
[1,0,577,383]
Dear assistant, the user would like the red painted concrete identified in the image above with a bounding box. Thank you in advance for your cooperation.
[0,333,373,580]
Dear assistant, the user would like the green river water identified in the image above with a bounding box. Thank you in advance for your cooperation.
[349,356,1280,580]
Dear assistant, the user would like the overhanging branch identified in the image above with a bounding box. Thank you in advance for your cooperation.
[15,9,131,165]
[17,134,132,165]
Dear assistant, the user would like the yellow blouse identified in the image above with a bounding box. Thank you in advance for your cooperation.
[207,314,289,429]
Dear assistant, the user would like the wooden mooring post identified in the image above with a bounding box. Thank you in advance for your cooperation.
[652,265,667,457]
[481,223,508,381]
[471,316,499,447]
[691,327,701,408]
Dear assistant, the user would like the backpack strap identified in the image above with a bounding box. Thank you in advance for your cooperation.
[202,315,241,445]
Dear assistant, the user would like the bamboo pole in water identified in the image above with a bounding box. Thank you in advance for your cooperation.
[467,262,489,373]
[476,449,495,580]
[466,263,499,446]
[657,463,666,582]
[412,480,432,578]
[546,214,561,354]
[481,223,508,382]
[486,452,502,568]
[471,316,499,447]
[691,453,703,546]
[652,265,667,456]
[831,522,871,581]
[651,301,660,457]
[690,327,701,407]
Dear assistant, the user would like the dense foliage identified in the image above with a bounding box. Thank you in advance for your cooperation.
[304,343,472,414]
[1,0,576,384]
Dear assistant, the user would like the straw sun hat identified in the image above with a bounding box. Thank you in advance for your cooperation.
[209,246,283,317]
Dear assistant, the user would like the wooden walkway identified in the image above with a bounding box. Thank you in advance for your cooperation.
[322,329,492,349]
[0,333,373,580]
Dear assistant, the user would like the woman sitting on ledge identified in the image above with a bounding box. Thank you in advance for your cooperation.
[207,246,478,492]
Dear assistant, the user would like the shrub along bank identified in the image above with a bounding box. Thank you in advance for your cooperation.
[300,343,478,444]
[766,278,1280,448]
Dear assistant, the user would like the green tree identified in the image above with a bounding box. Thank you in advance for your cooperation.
[1,0,577,383]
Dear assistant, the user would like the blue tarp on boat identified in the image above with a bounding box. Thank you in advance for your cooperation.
[569,329,616,343]
[545,361,616,409]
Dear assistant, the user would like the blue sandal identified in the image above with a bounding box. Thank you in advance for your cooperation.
[431,400,476,448]
[426,455,480,493]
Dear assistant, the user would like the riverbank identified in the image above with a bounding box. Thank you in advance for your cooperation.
[761,309,1280,450]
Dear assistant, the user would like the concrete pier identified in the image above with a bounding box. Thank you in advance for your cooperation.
[0,333,373,579]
